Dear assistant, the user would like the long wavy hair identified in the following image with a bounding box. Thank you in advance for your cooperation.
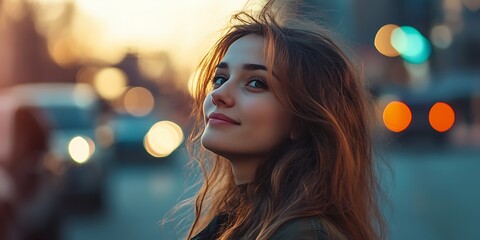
[168,1,388,239]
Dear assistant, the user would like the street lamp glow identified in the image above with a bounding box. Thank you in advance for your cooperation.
[144,121,184,158]
[93,67,128,100]
[374,24,400,57]
[124,87,155,117]
[68,136,95,164]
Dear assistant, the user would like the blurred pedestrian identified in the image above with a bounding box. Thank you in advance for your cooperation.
[177,0,387,239]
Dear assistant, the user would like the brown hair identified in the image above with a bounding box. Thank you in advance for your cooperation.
[167,1,387,239]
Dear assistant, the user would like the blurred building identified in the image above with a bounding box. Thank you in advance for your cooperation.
[0,2,81,88]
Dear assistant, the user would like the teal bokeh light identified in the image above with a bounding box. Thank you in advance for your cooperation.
[391,26,432,64]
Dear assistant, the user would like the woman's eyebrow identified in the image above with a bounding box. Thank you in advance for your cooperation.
[216,62,266,71]
[216,62,229,69]
[242,63,268,71]
[216,62,278,78]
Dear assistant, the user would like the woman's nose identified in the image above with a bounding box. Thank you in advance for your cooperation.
[211,83,235,107]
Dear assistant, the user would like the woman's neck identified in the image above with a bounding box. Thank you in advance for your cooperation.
[228,158,260,185]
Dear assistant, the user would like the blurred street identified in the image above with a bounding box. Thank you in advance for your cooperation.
[58,145,480,240]
[383,146,480,240]
[1,0,479,239]
[60,149,195,240]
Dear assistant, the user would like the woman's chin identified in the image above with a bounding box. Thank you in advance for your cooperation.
[201,137,228,155]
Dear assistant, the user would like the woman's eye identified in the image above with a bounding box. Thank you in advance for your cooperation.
[212,75,228,88]
[247,78,268,89]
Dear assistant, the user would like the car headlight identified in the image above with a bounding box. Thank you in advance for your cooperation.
[68,136,95,164]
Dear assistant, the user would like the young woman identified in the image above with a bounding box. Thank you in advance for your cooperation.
[177,0,387,239]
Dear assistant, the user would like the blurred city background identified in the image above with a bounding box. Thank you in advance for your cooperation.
[0,0,479,239]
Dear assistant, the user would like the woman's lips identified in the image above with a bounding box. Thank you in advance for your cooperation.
[208,112,240,125]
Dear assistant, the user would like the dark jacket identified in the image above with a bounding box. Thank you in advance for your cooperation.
[191,213,329,240]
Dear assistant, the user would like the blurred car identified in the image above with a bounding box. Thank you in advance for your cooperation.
[0,83,113,213]
[0,92,60,239]
[106,112,164,163]
[380,71,480,145]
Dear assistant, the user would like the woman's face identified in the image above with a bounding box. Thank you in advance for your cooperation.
[201,34,292,161]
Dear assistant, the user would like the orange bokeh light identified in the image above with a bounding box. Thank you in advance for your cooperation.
[383,101,412,132]
[374,24,400,57]
[429,102,455,132]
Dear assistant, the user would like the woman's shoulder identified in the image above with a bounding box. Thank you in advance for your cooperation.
[270,216,329,240]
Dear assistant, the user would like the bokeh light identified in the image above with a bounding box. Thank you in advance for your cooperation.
[47,36,79,67]
[76,66,99,84]
[144,121,184,158]
[430,25,453,49]
[93,67,128,100]
[72,83,96,108]
[391,26,432,64]
[462,0,480,11]
[374,24,400,57]
[29,0,69,38]
[383,101,412,132]
[95,124,115,148]
[68,136,95,164]
[123,87,155,117]
[404,61,430,89]
[137,54,168,80]
[42,152,66,176]
[2,0,27,20]
[429,102,455,132]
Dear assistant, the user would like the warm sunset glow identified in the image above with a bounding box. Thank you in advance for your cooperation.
[29,0,69,37]
[70,0,249,69]
[22,0,252,83]
[2,0,27,20]
[47,36,79,67]
[72,84,96,108]
[144,121,184,158]
[374,24,400,57]
[28,0,68,3]
[429,102,455,132]
[138,54,168,80]
[93,67,128,100]
[123,87,155,117]
[68,136,95,164]
[383,101,412,132]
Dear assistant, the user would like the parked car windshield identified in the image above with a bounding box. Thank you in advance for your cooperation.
[41,105,97,129]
